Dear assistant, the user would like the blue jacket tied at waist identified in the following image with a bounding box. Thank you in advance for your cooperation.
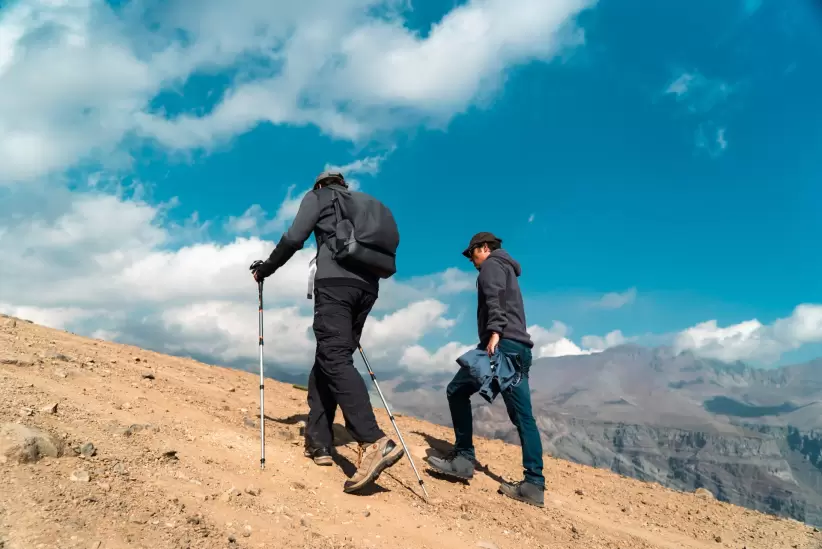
[456,348,522,404]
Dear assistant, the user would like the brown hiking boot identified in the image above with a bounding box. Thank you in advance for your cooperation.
[343,436,404,494]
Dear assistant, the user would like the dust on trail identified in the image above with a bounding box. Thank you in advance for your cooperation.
[1,314,819,549]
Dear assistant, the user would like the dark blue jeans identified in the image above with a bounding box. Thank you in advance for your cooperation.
[446,338,545,488]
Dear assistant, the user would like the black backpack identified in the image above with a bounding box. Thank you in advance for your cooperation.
[324,187,400,279]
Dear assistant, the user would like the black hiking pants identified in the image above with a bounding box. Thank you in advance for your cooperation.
[305,285,386,450]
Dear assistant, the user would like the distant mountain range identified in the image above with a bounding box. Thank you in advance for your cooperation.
[376,345,822,526]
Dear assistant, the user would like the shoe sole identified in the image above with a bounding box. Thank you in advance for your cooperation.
[425,463,473,481]
[498,488,544,508]
[343,446,405,494]
[313,456,333,466]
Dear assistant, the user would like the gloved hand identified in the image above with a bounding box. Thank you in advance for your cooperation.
[249,260,266,282]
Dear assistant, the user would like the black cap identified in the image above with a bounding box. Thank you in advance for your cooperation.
[462,232,502,258]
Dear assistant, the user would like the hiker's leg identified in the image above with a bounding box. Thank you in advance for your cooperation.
[446,368,480,461]
[313,286,385,445]
[306,357,336,450]
[501,374,545,488]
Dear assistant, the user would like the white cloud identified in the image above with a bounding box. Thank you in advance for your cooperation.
[674,304,822,363]
[399,341,475,374]
[587,287,637,310]
[528,213,535,223]
[696,123,728,157]
[664,71,733,114]
[581,330,628,352]
[0,183,472,373]
[0,0,594,184]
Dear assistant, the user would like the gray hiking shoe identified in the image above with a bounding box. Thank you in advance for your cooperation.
[426,451,474,481]
[498,479,545,508]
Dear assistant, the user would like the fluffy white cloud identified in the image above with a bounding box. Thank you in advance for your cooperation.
[0,181,475,373]
[674,304,822,363]
[587,287,637,310]
[399,342,475,374]
[0,0,594,184]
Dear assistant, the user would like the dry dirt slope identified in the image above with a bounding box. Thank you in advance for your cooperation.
[0,314,820,549]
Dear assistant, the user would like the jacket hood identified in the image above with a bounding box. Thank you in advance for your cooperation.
[487,249,521,276]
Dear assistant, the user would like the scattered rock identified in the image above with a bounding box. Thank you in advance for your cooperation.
[1,357,33,367]
[245,486,261,496]
[54,369,67,378]
[574,489,584,496]
[70,469,90,482]
[97,482,111,492]
[113,462,128,476]
[220,487,239,502]
[695,488,715,500]
[364,511,371,518]
[228,387,236,393]
[571,525,579,535]
[292,481,306,490]
[0,423,64,463]
[19,408,33,417]
[714,535,722,543]
[129,513,149,525]
[141,372,155,380]
[78,442,96,458]
[461,513,470,521]
[51,354,73,362]
[41,403,58,414]
[242,525,252,537]
[300,517,310,528]
[228,534,237,544]
[161,450,178,460]
[243,418,256,428]
[477,542,499,549]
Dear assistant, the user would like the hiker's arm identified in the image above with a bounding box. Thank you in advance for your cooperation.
[254,191,319,278]
[478,260,508,336]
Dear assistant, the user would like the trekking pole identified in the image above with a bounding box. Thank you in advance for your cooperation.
[250,260,266,470]
[357,345,429,501]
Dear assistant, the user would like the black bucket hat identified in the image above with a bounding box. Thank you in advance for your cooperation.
[462,232,502,258]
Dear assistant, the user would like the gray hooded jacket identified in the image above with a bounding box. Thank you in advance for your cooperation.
[476,249,533,348]
[254,183,379,294]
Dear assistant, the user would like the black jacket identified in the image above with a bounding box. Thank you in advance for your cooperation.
[476,249,533,348]
[254,184,379,293]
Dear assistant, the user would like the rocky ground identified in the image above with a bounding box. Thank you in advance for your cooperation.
[1,314,820,549]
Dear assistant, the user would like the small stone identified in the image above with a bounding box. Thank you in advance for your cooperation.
[90,542,102,549]
[113,463,127,475]
[242,525,252,537]
[79,443,96,458]
[129,513,149,524]
[243,418,256,428]
[714,535,722,543]
[364,511,371,518]
[0,423,64,463]
[245,486,261,496]
[220,487,239,502]
[97,482,111,492]
[574,489,584,496]
[292,481,306,490]
[461,513,470,521]
[476,542,499,549]
[228,534,237,544]
[141,372,155,380]
[228,387,236,393]
[70,470,90,482]
[571,525,579,535]
[695,488,715,500]
[300,517,309,528]
[41,403,58,414]
[55,369,67,378]
[19,408,33,417]
[240,408,248,414]
[161,450,178,460]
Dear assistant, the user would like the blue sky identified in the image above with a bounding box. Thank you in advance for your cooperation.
[1,0,820,374]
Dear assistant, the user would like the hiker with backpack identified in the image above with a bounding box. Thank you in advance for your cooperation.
[426,232,546,508]
[250,170,404,494]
